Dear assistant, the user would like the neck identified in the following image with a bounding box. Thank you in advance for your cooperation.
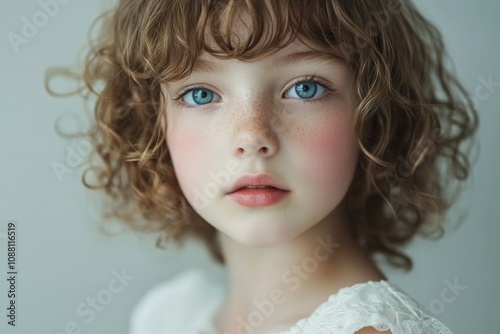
[214,201,386,331]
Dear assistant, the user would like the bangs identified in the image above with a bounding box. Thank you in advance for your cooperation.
[195,0,341,59]
[116,0,344,83]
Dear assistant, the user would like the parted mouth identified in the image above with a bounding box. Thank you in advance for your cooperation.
[227,174,289,194]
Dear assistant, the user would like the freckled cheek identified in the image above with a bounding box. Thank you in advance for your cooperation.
[298,123,359,201]
[167,129,213,199]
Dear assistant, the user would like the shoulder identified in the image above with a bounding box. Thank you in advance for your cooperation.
[289,280,453,334]
[129,267,226,334]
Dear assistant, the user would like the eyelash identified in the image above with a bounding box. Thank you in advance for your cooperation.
[172,75,336,107]
[287,75,336,104]
[173,84,210,101]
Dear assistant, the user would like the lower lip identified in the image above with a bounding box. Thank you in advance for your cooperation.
[227,188,290,207]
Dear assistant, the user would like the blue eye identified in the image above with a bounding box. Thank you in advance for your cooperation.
[286,81,327,99]
[182,88,221,105]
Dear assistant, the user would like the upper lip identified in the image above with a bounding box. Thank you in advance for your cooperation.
[227,174,290,194]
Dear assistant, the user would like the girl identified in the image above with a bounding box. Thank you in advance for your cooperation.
[47,0,478,333]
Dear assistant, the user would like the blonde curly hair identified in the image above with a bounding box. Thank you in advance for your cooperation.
[46,0,478,269]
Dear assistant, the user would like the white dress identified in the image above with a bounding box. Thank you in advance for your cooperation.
[129,267,454,334]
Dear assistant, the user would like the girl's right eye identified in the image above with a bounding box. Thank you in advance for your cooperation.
[180,88,222,106]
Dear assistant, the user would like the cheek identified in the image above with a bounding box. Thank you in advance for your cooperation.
[297,118,359,202]
[167,126,212,199]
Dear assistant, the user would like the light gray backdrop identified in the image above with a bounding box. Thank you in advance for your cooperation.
[1,0,498,333]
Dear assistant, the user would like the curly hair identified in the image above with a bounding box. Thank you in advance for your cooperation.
[46,0,478,270]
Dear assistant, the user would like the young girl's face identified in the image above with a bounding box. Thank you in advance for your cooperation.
[162,39,360,247]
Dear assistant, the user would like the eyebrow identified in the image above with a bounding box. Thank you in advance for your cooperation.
[191,51,345,73]
[269,51,345,70]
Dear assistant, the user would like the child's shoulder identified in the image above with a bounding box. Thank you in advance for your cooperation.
[129,267,226,334]
[283,280,453,334]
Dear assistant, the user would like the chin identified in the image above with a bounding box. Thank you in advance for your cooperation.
[219,218,304,248]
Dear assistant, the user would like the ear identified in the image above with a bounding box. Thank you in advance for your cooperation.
[159,108,170,155]
[160,111,167,136]
[159,84,168,141]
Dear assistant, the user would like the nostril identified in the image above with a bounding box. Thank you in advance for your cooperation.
[234,134,277,157]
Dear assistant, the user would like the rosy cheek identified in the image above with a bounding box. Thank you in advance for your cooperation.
[167,129,210,199]
[299,121,358,203]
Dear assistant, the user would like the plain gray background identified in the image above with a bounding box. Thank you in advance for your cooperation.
[1,0,499,333]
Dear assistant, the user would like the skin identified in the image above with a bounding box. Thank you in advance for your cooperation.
[161,39,387,333]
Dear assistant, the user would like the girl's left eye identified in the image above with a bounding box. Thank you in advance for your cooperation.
[285,81,327,100]
[181,88,222,106]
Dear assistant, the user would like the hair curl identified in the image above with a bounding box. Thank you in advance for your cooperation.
[46,0,479,270]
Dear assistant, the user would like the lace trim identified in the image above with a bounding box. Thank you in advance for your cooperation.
[271,281,453,334]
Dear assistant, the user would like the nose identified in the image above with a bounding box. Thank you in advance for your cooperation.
[231,103,279,159]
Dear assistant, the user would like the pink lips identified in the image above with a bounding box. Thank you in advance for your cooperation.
[226,174,290,207]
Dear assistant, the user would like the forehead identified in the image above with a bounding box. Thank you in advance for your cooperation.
[193,39,346,73]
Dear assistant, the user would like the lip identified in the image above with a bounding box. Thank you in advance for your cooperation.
[226,174,290,208]
[226,174,289,194]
